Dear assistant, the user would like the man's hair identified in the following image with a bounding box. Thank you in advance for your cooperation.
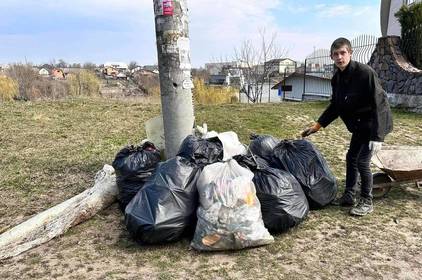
[330,37,352,54]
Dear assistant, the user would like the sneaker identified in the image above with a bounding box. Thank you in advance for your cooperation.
[350,197,373,216]
[331,192,356,207]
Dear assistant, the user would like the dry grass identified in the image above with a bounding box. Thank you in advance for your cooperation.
[193,79,238,104]
[0,76,18,101]
[0,98,421,280]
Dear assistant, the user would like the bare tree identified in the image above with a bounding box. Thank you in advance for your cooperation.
[234,28,287,103]
[128,61,138,70]
[6,63,39,100]
[192,67,209,82]
[71,63,81,68]
[83,62,97,71]
[56,59,68,68]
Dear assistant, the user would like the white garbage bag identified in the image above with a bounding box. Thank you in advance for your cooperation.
[191,159,273,251]
[203,130,247,160]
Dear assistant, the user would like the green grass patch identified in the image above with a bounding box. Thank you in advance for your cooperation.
[0,97,421,280]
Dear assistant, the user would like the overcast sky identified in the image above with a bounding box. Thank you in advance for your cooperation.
[0,0,381,67]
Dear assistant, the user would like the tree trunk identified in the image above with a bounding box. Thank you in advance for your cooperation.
[0,164,117,260]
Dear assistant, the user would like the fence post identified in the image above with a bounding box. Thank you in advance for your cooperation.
[282,68,286,101]
[302,58,307,101]
[268,73,271,103]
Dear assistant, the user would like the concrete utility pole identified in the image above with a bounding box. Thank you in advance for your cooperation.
[153,0,194,158]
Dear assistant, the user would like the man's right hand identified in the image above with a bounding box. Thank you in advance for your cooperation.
[301,123,321,138]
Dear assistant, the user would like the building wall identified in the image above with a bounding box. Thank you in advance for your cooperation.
[278,60,296,74]
[382,0,421,36]
[239,83,281,103]
[387,0,405,36]
[284,77,332,101]
[39,69,49,76]
[239,77,331,103]
[283,77,305,101]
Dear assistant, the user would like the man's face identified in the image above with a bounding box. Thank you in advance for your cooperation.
[331,45,352,71]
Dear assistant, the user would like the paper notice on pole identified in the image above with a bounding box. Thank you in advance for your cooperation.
[154,0,174,16]
[177,37,191,70]
[163,0,174,15]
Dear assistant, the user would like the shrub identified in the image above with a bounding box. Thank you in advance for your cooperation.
[6,63,39,100]
[193,78,238,105]
[0,76,18,101]
[132,72,160,96]
[68,70,100,97]
[30,80,69,100]
[395,2,422,69]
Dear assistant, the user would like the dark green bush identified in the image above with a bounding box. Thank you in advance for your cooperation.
[395,2,422,69]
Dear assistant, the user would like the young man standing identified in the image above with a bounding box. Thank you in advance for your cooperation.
[301,37,393,216]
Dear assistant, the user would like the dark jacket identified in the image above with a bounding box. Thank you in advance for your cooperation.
[317,61,393,142]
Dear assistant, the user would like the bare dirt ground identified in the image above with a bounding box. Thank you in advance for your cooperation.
[0,99,421,280]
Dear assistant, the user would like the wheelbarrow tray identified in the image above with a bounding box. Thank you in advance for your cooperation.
[371,145,422,181]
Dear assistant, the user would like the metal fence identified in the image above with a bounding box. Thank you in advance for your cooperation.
[302,34,378,99]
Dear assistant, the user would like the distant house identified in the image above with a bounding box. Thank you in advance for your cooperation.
[131,66,142,74]
[239,78,280,103]
[133,68,158,77]
[205,61,248,75]
[104,66,118,77]
[51,68,65,80]
[38,68,50,77]
[0,64,9,73]
[265,58,297,75]
[103,62,130,79]
[208,74,227,85]
[204,61,246,87]
[62,67,83,75]
[272,72,332,101]
[142,65,159,73]
[104,62,128,71]
[116,72,128,80]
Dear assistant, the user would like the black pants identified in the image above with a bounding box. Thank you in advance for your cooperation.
[345,134,373,200]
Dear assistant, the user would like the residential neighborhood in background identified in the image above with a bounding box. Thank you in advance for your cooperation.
[0,0,420,110]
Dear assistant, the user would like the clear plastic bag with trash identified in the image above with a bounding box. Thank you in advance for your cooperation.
[191,159,273,251]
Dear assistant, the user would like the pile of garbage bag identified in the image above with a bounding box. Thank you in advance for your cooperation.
[114,128,337,251]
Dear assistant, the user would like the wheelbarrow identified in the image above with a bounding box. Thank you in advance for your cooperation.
[370,145,422,198]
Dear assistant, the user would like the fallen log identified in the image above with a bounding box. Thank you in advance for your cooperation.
[0,164,117,260]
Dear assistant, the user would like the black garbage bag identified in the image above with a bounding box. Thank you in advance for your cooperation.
[234,153,270,171]
[112,142,161,212]
[125,156,201,244]
[177,135,223,166]
[272,139,337,208]
[113,142,161,178]
[249,134,280,162]
[235,154,309,233]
